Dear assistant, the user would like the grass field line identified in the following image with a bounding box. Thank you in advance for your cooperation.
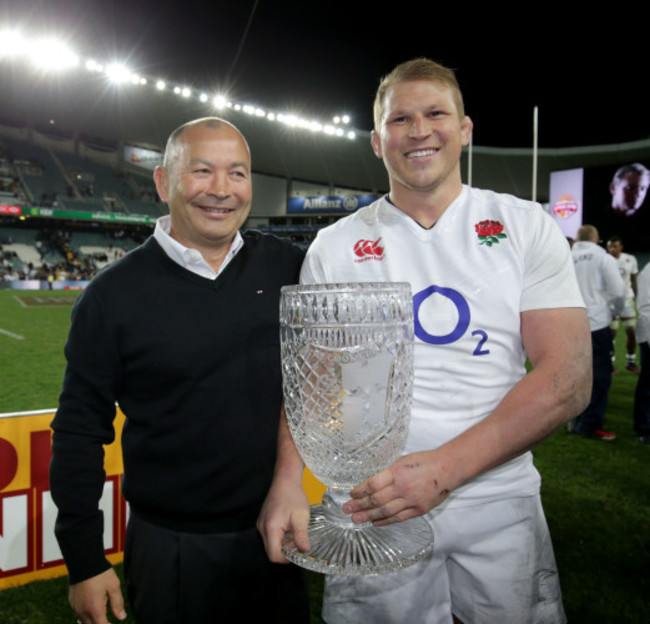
[0,327,25,340]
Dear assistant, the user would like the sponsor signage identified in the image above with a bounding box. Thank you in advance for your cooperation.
[549,168,584,239]
[287,194,376,214]
[27,207,157,225]
[0,409,325,589]
[123,145,163,172]
[0,204,23,215]
[0,409,127,588]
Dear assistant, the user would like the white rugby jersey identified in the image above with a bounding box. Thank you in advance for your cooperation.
[301,186,585,507]
[615,252,639,298]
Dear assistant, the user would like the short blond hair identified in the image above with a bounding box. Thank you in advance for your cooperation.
[373,58,465,130]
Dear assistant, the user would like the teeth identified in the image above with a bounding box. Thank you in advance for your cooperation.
[201,206,230,213]
[407,149,437,158]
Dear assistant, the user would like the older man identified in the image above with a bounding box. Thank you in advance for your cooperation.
[50,118,308,624]
[259,59,592,624]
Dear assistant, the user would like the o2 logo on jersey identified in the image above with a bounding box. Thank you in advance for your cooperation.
[413,285,489,356]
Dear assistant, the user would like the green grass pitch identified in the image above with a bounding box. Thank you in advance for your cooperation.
[0,290,648,622]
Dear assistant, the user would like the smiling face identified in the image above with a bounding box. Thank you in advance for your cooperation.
[154,121,252,262]
[371,80,472,210]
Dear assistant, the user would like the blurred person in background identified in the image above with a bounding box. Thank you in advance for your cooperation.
[606,236,639,373]
[572,225,626,440]
[633,262,650,444]
[609,163,650,216]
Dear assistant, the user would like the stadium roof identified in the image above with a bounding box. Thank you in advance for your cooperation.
[3,1,650,201]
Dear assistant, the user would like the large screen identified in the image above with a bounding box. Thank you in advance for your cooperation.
[550,162,650,253]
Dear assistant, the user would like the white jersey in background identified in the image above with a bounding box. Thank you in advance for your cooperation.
[573,241,626,330]
[615,252,639,299]
[301,186,584,509]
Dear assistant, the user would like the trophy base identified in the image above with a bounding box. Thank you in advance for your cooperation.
[281,503,434,576]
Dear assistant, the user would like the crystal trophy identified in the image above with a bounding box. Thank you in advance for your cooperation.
[279,282,434,575]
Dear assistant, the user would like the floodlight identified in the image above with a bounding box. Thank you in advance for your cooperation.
[0,25,360,141]
[0,30,27,57]
[85,59,103,72]
[106,63,133,84]
[29,38,79,70]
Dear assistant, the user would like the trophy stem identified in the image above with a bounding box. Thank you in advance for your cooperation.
[281,487,434,576]
[321,486,368,529]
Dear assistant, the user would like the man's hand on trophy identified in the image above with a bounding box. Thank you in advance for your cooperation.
[343,450,451,526]
[257,478,311,563]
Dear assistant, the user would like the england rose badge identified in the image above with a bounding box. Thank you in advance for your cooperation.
[475,220,507,246]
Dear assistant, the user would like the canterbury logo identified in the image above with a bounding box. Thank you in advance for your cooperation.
[353,238,385,262]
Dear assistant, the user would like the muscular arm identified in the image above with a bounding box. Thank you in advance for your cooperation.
[257,406,311,563]
[344,306,592,525]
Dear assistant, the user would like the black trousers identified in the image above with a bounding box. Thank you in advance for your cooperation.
[124,513,310,624]
[634,341,650,437]
[575,326,614,435]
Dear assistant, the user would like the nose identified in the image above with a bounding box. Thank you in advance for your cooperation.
[208,172,231,198]
[408,115,431,140]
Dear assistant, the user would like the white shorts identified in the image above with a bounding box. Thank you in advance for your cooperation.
[322,495,565,624]
[611,298,637,322]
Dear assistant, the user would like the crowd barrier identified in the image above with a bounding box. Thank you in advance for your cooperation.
[0,408,325,590]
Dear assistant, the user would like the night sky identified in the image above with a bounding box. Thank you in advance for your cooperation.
[4,0,649,149]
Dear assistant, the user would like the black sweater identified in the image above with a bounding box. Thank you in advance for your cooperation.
[50,232,304,583]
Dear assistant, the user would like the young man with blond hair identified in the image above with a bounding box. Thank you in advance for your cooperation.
[259,59,592,623]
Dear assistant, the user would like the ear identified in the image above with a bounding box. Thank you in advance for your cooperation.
[370,130,383,159]
[460,116,473,147]
[153,166,170,203]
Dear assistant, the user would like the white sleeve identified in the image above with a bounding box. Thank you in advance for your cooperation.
[299,236,329,284]
[520,211,585,311]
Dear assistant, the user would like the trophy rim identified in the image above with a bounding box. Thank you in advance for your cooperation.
[281,282,412,296]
